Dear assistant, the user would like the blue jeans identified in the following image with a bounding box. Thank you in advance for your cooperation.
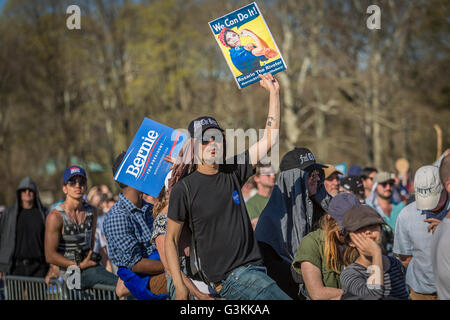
[217,265,291,300]
[166,262,187,300]
[166,273,176,300]
[80,265,118,290]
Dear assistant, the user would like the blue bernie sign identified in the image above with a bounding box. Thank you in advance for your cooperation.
[114,118,187,197]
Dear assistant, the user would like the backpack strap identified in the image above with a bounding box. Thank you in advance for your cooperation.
[181,180,210,285]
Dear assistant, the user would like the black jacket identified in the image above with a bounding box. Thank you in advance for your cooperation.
[0,177,48,273]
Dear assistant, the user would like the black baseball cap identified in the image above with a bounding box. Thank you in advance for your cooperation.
[188,116,224,138]
[341,175,365,199]
[342,204,385,233]
[279,147,328,172]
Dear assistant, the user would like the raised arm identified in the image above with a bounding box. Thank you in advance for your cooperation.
[248,73,280,168]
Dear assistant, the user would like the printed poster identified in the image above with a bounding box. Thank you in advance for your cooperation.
[209,2,287,89]
[114,118,187,197]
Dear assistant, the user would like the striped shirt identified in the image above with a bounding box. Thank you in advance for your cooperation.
[341,256,410,300]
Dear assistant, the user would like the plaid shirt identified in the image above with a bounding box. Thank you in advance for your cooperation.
[103,193,156,269]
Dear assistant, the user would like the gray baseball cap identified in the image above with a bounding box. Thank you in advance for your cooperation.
[328,193,361,227]
[373,171,394,184]
[414,165,444,210]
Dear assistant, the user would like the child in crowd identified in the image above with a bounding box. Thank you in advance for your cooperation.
[340,205,409,300]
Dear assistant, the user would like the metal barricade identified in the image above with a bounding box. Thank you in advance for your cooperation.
[4,275,119,300]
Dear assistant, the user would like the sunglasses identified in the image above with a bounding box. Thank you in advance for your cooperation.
[379,182,394,187]
[67,178,87,186]
[201,135,223,145]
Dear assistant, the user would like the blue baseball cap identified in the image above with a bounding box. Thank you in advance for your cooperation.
[63,166,87,184]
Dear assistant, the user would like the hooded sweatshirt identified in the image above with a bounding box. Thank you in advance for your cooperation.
[0,177,48,273]
[254,167,331,264]
[366,182,405,231]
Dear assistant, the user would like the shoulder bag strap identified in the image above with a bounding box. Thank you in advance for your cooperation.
[181,180,210,285]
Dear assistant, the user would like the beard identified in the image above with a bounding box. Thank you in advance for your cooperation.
[378,191,392,200]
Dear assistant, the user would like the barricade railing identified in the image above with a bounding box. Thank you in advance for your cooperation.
[3,275,119,300]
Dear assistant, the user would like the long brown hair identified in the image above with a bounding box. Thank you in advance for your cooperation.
[168,138,197,195]
[321,215,344,274]
[153,186,169,219]
[342,233,360,266]
[167,132,228,194]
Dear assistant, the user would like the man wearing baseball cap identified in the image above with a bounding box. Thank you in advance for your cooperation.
[365,171,405,257]
[254,147,330,299]
[166,74,291,300]
[394,164,449,300]
[323,164,342,197]
[341,175,366,203]
[366,171,405,232]
[45,166,119,291]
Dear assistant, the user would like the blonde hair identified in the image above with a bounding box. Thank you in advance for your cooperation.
[321,215,344,274]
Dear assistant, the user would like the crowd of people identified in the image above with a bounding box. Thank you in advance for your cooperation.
[0,74,449,301]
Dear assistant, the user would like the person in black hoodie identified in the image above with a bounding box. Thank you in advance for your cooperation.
[0,177,57,281]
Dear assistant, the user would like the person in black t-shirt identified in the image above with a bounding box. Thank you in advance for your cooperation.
[0,177,58,283]
[165,73,291,300]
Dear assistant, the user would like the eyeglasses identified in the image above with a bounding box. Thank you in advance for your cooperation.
[67,178,87,186]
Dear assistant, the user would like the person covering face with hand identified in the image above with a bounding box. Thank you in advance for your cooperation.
[340,205,409,300]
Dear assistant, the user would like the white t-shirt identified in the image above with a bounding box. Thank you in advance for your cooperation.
[93,227,107,253]
[431,217,450,300]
